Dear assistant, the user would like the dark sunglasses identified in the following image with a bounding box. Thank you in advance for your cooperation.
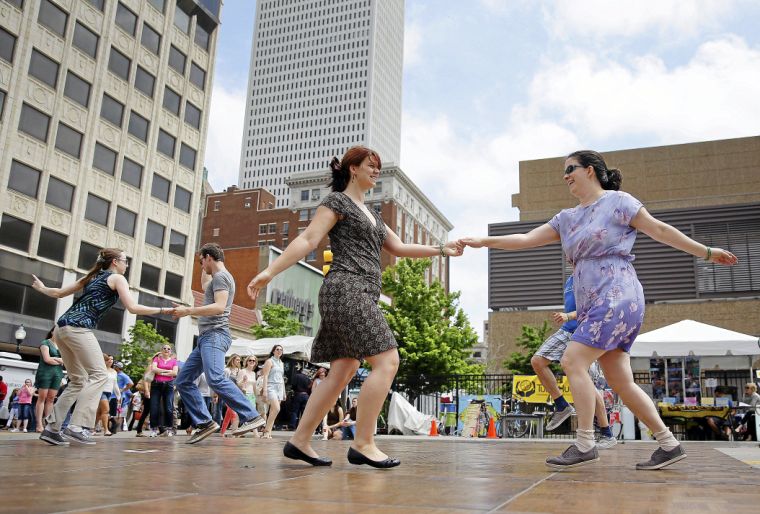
[564,164,585,175]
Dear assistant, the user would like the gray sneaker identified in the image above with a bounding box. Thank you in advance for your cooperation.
[232,415,266,437]
[187,421,220,445]
[546,445,599,470]
[62,426,96,445]
[596,435,618,450]
[546,406,575,431]
[40,428,70,446]
[636,445,686,470]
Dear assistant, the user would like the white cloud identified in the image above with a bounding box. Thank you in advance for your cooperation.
[543,0,736,41]
[403,22,423,69]
[400,113,579,339]
[526,36,760,142]
[203,84,247,191]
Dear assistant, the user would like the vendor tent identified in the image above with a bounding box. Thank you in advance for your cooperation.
[226,335,315,361]
[631,320,760,357]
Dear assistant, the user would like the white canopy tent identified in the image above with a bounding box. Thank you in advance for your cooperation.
[226,335,329,366]
[630,320,760,357]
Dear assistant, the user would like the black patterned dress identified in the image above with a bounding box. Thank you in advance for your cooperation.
[311,192,398,362]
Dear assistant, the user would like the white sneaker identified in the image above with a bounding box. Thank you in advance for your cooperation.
[596,435,618,449]
[10,428,19,433]
[148,430,158,438]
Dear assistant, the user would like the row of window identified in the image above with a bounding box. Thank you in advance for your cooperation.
[115,0,213,52]
[257,222,289,235]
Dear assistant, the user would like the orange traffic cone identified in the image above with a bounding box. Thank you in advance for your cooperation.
[429,419,439,437]
[486,417,497,439]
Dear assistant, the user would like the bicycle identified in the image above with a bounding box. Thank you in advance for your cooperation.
[500,395,531,438]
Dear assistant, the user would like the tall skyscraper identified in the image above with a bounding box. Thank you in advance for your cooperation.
[238,0,404,207]
[0,0,221,357]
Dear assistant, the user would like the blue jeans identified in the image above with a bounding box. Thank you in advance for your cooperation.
[176,328,259,426]
[150,381,174,431]
[290,392,310,429]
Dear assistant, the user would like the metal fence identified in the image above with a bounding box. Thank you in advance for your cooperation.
[703,369,755,401]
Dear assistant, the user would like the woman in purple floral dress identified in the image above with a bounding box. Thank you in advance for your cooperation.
[462,150,737,470]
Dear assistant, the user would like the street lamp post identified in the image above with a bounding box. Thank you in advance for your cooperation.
[14,324,26,354]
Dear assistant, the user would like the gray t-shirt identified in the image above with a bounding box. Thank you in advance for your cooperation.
[198,270,234,334]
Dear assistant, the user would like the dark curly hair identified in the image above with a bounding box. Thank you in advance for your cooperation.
[567,150,622,191]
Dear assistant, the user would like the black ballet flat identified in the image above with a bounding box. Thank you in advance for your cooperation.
[283,441,332,466]
[347,446,401,469]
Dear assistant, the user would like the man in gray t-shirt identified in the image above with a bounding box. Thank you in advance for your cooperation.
[172,243,264,444]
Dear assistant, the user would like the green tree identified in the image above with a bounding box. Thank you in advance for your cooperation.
[118,320,169,384]
[502,321,561,375]
[251,303,303,338]
[381,258,483,398]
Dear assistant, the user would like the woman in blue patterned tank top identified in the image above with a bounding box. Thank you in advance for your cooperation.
[32,248,169,446]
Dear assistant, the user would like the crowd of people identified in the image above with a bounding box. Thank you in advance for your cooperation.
[2,145,745,473]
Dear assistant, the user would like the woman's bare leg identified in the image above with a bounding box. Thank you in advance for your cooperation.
[351,349,400,461]
[288,358,359,458]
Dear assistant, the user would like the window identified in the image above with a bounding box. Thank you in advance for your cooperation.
[311,189,321,201]
[258,240,267,248]
[19,104,50,142]
[194,23,211,51]
[179,143,196,170]
[127,111,149,141]
[268,223,277,234]
[92,143,117,175]
[134,67,155,98]
[168,46,186,75]
[8,160,40,198]
[121,157,143,188]
[108,47,130,81]
[64,72,90,107]
[300,190,309,201]
[0,89,5,119]
[374,181,383,194]
[85,194,110,225]
[164,272,182,298]
[37,228,67,262]
[307,250,317,261]
[184,101,201,129]
[0,27,15,63]
[299,209,308,221]
[151,174,170,202]
[114,206,136,237]
[141,23,161,54]
[309,208,316,219]
[0,214,32,252]
[38,0,68,38]
[258,224,267,235]
[145,220,165,247]
[29,49,59,88]
[46,176,74,211]
[282,238,288,248]
[73,22,98,58]
[100,94,124,127]
[212,228,219,237]
[282,221,289,234]
[213,200,220,211]
[78,241,100,270]
[157,129,175,158]
[189,62,206,90]
[84,0,104,10]
[147,0,165,13]
[174,6,191,34]
[54,123,83,159]
[162,87,180,115]
[169,230,186,256]
[174,186,191,212]
[115,3,137,36]
[140,263,160,291]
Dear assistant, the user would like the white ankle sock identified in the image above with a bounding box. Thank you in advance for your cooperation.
[575,429,596,452]
[653,429,679,451]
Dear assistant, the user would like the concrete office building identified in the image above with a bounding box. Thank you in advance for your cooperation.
[238,0,404,208]
[0,0,221,359]
[486,136,760,376]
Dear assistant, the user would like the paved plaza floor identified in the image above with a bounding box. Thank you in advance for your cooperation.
[1,431,759,513]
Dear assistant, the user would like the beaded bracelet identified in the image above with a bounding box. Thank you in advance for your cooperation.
[438,243,446,257]
[705,247,712,261]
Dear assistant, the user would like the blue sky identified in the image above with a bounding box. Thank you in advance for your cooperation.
[205,1,760,338]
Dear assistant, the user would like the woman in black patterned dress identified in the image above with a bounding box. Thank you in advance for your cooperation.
[248,146,463,468]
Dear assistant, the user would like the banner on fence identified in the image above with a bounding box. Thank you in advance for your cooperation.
[457,394,501,437]
[512,375,573,404]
